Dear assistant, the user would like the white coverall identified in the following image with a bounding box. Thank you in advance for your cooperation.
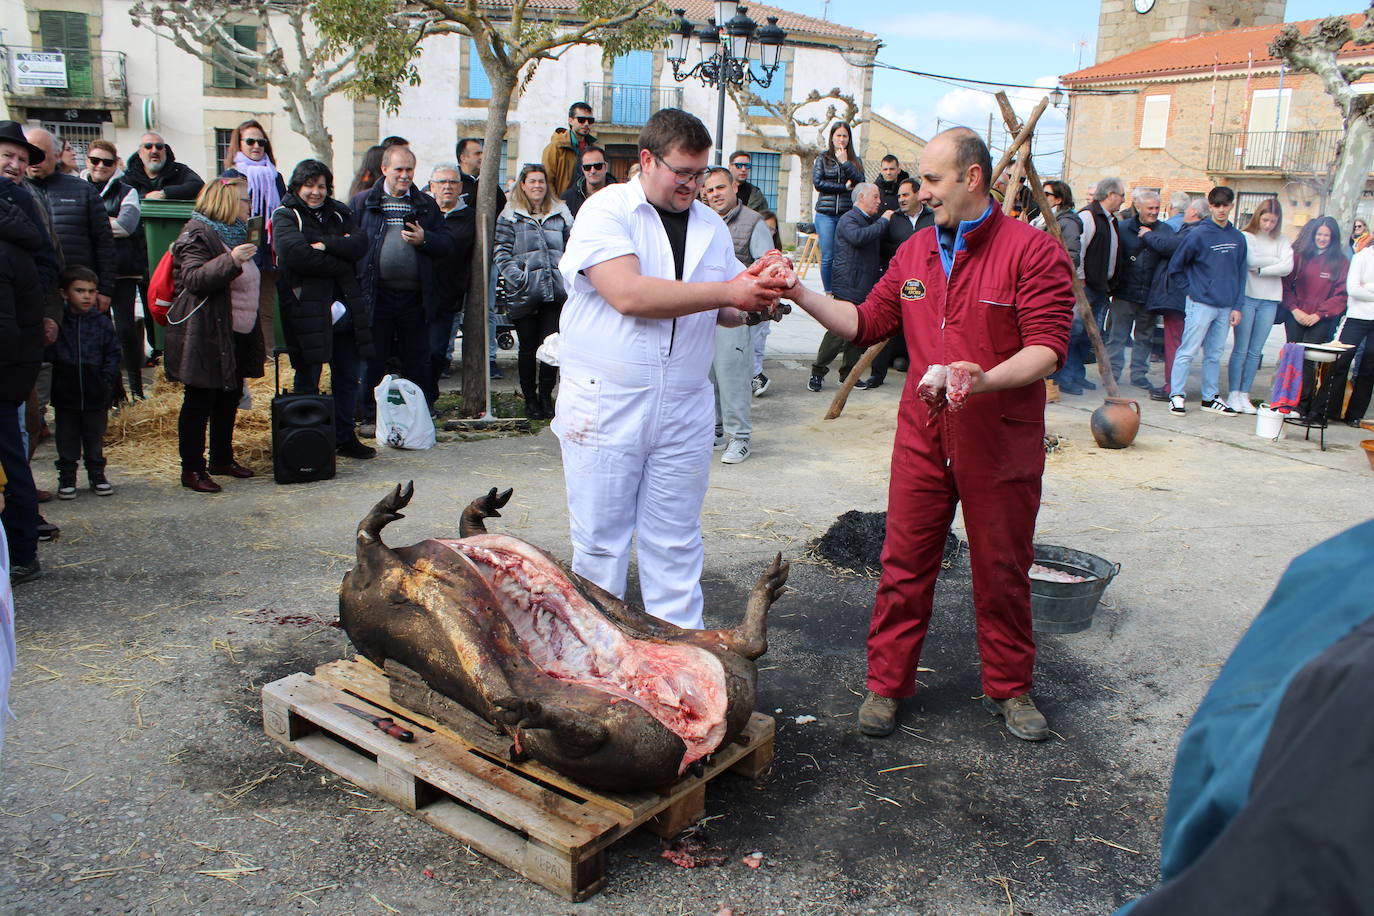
[554,178,744,629]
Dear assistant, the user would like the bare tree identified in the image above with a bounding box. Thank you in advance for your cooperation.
[318,0,668,418]
[1270,6,1374,232]
[729,86,863,216]
[129,0,423,166]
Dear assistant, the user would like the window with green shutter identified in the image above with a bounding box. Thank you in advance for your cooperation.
[210,25,258,91]
[38,10,93,98]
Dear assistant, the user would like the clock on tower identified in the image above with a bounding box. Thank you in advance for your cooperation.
[1095,0,1286,66]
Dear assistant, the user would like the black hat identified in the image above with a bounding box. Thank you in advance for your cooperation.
[0,121,46,165]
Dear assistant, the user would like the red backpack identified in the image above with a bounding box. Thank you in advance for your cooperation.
[147,248,175,325]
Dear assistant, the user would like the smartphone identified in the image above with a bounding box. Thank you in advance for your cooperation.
[245,215,264,248]
[403,210,421,231]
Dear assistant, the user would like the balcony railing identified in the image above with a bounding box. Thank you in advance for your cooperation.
[1207,129,1342,176]
[0,45,128,107]
[583,82,684,127]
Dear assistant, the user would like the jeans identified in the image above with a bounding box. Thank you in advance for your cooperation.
[366,287,430,406]
[427,310,458,402]
[813,211,839,293]
[1170,298,1232,401]
[1228,296,1278,396]
[1,402,39,566]
[294,329,364,445]
[1106,296,1154,384]
[1331,316,1374,420]
[1054,286,1110,388]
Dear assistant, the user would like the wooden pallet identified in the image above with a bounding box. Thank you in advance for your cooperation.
[261,658,774,901]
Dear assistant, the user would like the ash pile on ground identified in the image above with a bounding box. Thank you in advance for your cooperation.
[812,510,960,576]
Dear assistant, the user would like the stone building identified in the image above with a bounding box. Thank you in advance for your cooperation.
[1063,9,1374,231]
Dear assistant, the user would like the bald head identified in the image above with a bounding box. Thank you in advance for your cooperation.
[917,128,995,228]
[24,127,58,178]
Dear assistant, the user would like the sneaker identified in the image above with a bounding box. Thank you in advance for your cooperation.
[10,558,42,586]
[861,376,883,389]
[713,433,727,450]
[721,439,751,464]
[36,519,59,542]
[858,691,899,737]
[751,373,770,397]
[852,378,871,390]
[1169,395,1186,415]
[1230,392,1257,414]
[1148,386,1169,402]
[1201,398,1239,416]
[807,374,823,392]
[982,693,1049,741]
[57,481,77,500]
[90,474,113,496]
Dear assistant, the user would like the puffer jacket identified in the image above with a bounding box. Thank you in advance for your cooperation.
[28,171,116,295]
[122,145,205,201]
[0,196,46,402]
[1114,216,1162,304]
[271,193,373,367]
[164,219,265,390]
[493,200,572,321]
[47,305,121,411]
[87,171,144,277]
[812,154,863,218]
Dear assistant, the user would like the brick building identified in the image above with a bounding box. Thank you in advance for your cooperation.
[1062,12,1374,232]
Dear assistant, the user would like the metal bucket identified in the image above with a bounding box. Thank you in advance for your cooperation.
[1030,544,1120,634]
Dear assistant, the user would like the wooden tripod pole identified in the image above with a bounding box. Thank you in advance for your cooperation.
[826,338,890,420]
[993,92,1119,399]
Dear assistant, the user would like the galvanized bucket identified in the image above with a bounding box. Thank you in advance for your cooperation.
[1029,544,1120,634]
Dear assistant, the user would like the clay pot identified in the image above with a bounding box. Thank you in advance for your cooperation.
[1091,397,1141,449]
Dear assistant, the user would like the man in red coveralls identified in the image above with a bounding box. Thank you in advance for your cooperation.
[784,128,1073,740]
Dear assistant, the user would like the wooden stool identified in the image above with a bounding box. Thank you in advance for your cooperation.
[795,232,820,279]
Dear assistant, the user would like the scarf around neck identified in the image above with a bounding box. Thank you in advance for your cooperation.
[192,210,247,248]
[232,150,282,218]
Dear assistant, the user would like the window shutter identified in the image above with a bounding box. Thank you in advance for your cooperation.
[469,39,491,100]
[1139,95,1170,149]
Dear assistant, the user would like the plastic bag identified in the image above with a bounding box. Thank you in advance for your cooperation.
[374,374,436,450]
[536,331,560,367]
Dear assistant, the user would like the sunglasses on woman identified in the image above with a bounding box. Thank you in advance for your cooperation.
[243,137,268,147]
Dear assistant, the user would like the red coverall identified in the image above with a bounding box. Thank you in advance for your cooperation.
[852,203,1074,700]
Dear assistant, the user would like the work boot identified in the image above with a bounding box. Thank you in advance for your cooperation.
[982,693,1049,741]
[858,691,899,737]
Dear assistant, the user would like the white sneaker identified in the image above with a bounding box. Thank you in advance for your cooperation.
[1169,395,1186,415]
[1201,398,1239,416]
[1230,392,1257,414]
[721,439,751,464]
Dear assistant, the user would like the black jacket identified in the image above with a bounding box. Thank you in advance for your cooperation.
[0,179,57,292]
[433,200,477,315]
[881,206,935,269]
[1142,220,1187,314]
[272,193,373,367]
[47,306,121,411]
[831,206,889,303]
[561,173,616,218]
[122,145,205,201]
[1115,216,1163,305]
[812,155,863,218]
[349,180,455,321]
[29,171,117,296]
[494,202,573,321]
[875,170,910,214]
[0,195,46,403]
[90,173,145,277]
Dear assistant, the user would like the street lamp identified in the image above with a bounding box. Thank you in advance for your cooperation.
[666,6,788,164]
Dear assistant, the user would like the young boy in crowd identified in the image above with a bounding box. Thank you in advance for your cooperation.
[47,267,121,498]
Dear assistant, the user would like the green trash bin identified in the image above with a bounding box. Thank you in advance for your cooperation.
[139,198,194,350]
[139,198,283,350]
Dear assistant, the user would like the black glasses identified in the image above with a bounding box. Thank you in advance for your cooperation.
[653,153,709,187]
[243,137,268,148]
[87,156,115,167]
[581,162,606,171]
[731,161,751,170]
[574,116,595,125]
[142,143,166,151]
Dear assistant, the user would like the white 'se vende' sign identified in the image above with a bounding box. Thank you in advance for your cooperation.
[12,52,68,89]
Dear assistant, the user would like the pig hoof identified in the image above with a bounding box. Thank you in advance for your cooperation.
[508,742,531,763]
[460,487,516,537]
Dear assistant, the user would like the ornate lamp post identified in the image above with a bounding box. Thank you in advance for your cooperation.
[666,5,787,164]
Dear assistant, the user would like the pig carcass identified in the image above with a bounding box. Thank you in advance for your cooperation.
[339,484,789,791]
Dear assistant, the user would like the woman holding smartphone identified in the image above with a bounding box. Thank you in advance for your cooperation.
[222,119,287,361]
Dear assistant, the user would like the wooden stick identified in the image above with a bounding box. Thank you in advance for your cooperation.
[990,96,1049,189]
[825,338,890,420]
[993,92,1119,399]
[1001,156,1026,217]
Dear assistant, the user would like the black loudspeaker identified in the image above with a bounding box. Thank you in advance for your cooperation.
[271,352,336,484]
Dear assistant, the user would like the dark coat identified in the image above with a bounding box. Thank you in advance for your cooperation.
[1141,220,1186,314]
[875,170,910,214]
[735,178,769,213]
[29,171,117,295]
[164,219,265,390]
[122,145,205,201]
[349,180,455,321]
[812,154,863,218]
[494,202,573,321]
[91,173,145,277]
[1079,200,1120,294]
[433,200,477,315]
[0,180,58,292]
[881,206,935,270]
[831,206,889,304]
[0,196,46,403]
[1115,216,1163,304]
[561,173,617,218]
[47,306,121,411]
[271,193,373,367]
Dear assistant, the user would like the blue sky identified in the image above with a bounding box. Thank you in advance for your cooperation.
[800,0,1352,169]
